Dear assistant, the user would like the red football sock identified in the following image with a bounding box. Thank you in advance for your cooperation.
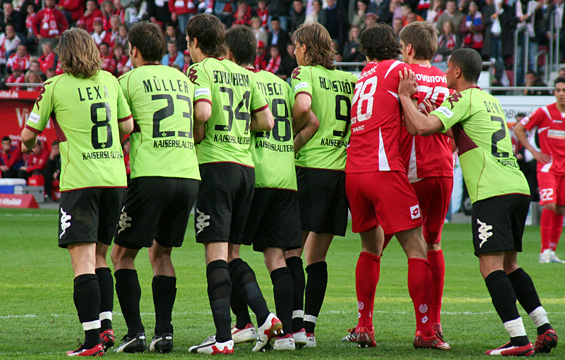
[355,252,380,328]
[427,249,445,326]
[540,208,553,252]
[550,212,564,251]
[407,258,433,336]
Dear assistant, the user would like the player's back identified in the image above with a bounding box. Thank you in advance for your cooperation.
[118,65,200,180]
[249,69,297,190]
[188,57,267,167]
[30,71,128,191]
[291,65,357,170]
[347,59,409,173]
[400,64,453,180]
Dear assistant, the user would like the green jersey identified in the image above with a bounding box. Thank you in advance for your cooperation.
[249,69,297,190]
[291,65,357,170]
[432,87,529,203]
[188,58,269,167]
[118,65,200,180]
[25,71,131,192]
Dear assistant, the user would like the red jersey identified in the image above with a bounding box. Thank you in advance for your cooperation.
[347,60,410,173]
[39,51,56,74]
[399,64,453,181]
[1,144,22,169]
[24,148,49,172]
[7,53,31,71]
[32,8,68,38]
[101,54,117,74]
[521,103,565,175]
[6,73,25,91]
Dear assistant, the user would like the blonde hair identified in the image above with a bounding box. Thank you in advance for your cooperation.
[292,23,335,70]
[56,28,102,78]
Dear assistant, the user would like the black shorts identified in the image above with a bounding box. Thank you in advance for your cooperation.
[297,167,348,236]
[195,163,255,244]
[58,187,127,248]
[114,177,199,249]
[243,188,302,252]
[472,194,530,256]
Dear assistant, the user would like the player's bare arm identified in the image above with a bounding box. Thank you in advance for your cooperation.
[118,117,134,136]
[512,122,551,164]
[20,128,37,154]
[292,93,312,134]
[294,110,319,154]
[398,68,443,136]
[250,107,274,131]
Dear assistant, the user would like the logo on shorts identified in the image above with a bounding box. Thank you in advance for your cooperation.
[477,218,493,248]
[60,207,72,239]
[195,209,210,235]
[419,304,428,314]
[118,209,132,234]
[410,205,421,220]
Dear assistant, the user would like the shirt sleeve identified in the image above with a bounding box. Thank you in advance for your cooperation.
[290,66,313,98]
[187,63,212,106]
[431,91,471,133]
[521,107,544,131]
[114,76,132,122]
[249,76,268,114]
[25,80,55,134]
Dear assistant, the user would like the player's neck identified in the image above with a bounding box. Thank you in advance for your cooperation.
[455,81,479,92]
[408,59,431,66]
[556,102,565,113]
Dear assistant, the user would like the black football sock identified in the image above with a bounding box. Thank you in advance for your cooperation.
[207,260,232,343]
[74,274,101,349]
[95,267,113,332]
[271,267,294,336]
[485,270,529,346]
[229,258,269,326]
[286,256,305,332]
[304,261,327,334]
[230,281,252,329]
[152,275,176,336]
[114,269,144,336]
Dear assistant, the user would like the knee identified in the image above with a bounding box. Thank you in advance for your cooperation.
[427,242,442,252]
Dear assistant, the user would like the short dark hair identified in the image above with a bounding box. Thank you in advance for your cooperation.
[526,70,537,76]
[128,22,166,62]
[399,21,438,60]
[449,48,482,83]
[51,139,60,146]
[2,136,10,142]
[271,15,280,22]
[359,23,400,61]
[554,76,565,86]
[516,112,526,118]
[225,26,256,66]
[185,14,226,58]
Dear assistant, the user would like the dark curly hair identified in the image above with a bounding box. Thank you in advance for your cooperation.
[359,23,401,61]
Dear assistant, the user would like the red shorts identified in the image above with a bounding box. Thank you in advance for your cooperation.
[411,177,453,244]
[346,171,423,234]
[537,172,565,205]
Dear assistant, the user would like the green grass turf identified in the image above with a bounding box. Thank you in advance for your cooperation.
[0,207,563,359]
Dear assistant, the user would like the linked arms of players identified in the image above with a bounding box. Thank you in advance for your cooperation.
[512,122,551,164]
[292,93,319,154]
[398,68,444,137]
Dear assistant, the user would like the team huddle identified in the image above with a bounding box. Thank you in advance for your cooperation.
[21,14,558,357]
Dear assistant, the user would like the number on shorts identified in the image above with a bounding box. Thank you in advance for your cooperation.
[540,188,554,202]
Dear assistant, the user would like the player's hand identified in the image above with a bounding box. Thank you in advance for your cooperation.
[21,143,33,155]
[398,68,417,98]
[419,99,436,115]
[533,150,551,164]
[0,165,8,172]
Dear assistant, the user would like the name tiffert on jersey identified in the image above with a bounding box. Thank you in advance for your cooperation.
[213,70,250,87]
[318,77,355,94]
[78,85,110,101]
[142,77,191,94]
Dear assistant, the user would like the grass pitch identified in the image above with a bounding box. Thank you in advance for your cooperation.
[0,207,563,359]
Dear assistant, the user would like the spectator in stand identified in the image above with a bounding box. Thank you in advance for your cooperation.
[305,0,320,23]
[289,0,306,33]
[458,0,470,14]
[38,41,57,74]
[255,39,269,70]
[101,0,115,31]
[112,0,126,23]
[24,69,42,90]
[364,11,378,28]
[319,0,348,48]
[426,0,445,26]
[459,1,484,53]
[43,139,61,202]
[165,21,187,51]
[268,16,291,54]
[32,0,68,49]
[29,59,39,72]
[115,23,128,49]
[5,59,24,89]
[482,0,503,64]
[342,26,364,65]
[435,0,464,35]
[80,0,103,34]
[24,2,37,48]
[162,40,184,68]
[251,16,268,45]
[1,0,25,34]
[0,23,21,60]
[392,16,404,37]
[113,43,129,75]
[99,42,117,73]
[435,19,459,62]
[18,140,48,181]
[104,15,121,48]
[400,3,424,26]
[60,0,86,24]
[7,44,31,71]
[181,48,192,73]
[232,0,254,27]
[1,136,22,178]
[351,0,369,30]
[45,67,57,79]
[417,0,431,18]
[266,0,292,31]
[559,67,565,78]
[91,19,107,47]
[523,70,551,96]
[257,0,269,27]
[203,0,232,25]
[277,42,297,81]
[169,0,197,35]
[265,45,281,74]
[380,0,402,25]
